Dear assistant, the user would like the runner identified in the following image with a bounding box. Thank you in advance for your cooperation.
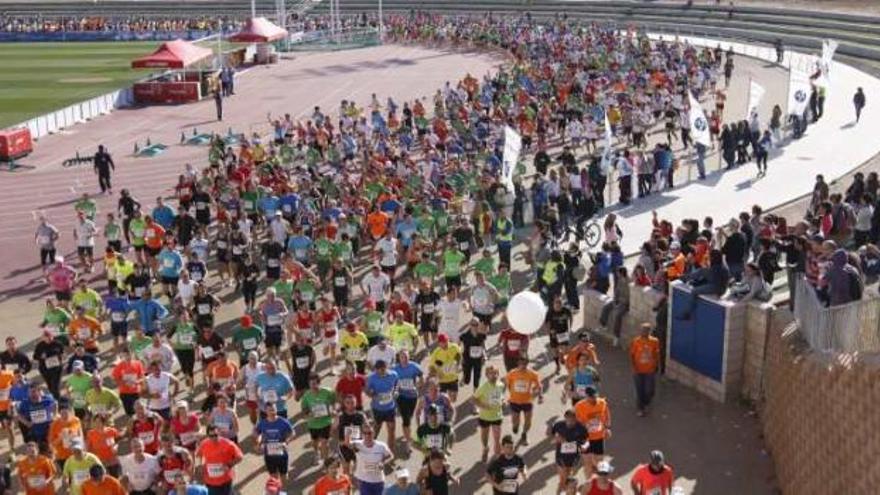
[365,360,398,450]
[504,356,543,446]
[334,394,368,476]
[486,435,527,495]
[473,365,506,460]
[348,424,393,495]
[574,386,612,478]
[584,461,623,495]
[194,424,243,495]
[630,451,675,495]
[119,438,161,495]
[310,456,352,495]
[300,372,336,461]
[18,441,56,495]
[254,403,293,479]
[551,409,589,494]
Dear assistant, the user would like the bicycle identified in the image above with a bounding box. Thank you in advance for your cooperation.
[557,215,603,250]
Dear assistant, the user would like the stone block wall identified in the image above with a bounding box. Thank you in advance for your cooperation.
[581,284,664,343]
[761,322,880,495]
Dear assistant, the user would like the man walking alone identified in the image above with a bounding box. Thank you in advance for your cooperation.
[629,323,660,417]
[93,145,115,195]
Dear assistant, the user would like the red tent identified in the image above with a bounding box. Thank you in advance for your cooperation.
[229,17,288,43]
[131,39,214,69]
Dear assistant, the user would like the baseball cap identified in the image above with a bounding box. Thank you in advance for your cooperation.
[596,461,613,475]
[396,468,411,479]
[72,360,84,371]
[437,333,449,344]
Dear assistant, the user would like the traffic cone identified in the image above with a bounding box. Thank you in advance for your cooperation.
[146,137,151,146]
[227,127,233,136]
[180,132,186,144]
[193,128,198,136]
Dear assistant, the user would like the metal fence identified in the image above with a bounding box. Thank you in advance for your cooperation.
[793,276,880,353]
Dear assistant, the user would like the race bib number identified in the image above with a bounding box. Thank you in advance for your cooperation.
[296,357,310,369]
[179,431,198,446]
[163,258,174,268]
[469,346,484,358]
[557,332,570,343]
[30,409,48,424]
[267,314,283,326]
[311,403,329,417]
[345,425,362,440]
[398,378,415,391]
[200,346,215,360]
[0,388,9,401]
[377,392,393,405]
[44,356,61,369]
[422,303,435,313]
[242,338,257,350]
[268,259,280,268]
[560,441,578,454]
[364,461,383,476]
[459,241,469,251]
[266,442,285,456]
[198,304,211,315]
[179,334,194,346]
[111,312,126,322]
[262,390,278,403]
[334,276,346,287]
[28,475,47,488]
[500,479,518,493]
[164,469,182,483]
[588,418,603,434]
[507,340,521,352]
[426,434,443,449]
[72,470,89,485]
[513,381,528,394]
[139,431,155,445]
[207,463,226,478]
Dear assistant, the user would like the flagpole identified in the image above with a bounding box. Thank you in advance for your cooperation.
[745,75,751,119]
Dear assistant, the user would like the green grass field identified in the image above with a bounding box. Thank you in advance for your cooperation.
[0,41,164,128]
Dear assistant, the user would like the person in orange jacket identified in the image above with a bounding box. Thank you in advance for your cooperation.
[629,323,661,417]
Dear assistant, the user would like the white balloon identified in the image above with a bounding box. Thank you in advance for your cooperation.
[505,291,547,335]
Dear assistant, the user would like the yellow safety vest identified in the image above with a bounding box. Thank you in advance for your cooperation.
[542,260,561,285]
[496,218,513,242]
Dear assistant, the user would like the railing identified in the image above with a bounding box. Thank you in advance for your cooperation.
[793,276,880,353]
[15,88,134,139]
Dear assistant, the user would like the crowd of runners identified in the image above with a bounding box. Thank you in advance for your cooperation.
[5,12,781,495]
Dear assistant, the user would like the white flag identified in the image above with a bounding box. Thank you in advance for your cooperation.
[819,39,838,90]
[787,69,812,115]
[747,80,765,118]
[603,108,613,155]
[501,125,521,193]
[687,92,711,147]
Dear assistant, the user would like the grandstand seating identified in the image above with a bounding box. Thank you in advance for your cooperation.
[2,1,880,71]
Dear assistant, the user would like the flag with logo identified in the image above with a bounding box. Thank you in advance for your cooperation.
[501,125,521,192]
[746,80,765,118]
[787,68,812,115]
[687,92,711,147]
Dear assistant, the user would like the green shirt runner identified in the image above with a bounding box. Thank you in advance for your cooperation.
[301,388,336,430]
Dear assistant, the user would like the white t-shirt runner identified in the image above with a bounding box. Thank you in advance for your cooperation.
[353,440,392,483]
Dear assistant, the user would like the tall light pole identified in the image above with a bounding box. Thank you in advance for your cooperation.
[217,19,223,70]
[251,0,256,17]
[378,0,383,42]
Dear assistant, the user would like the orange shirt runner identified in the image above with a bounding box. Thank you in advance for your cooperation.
[630,463,675,495]
[366,211,389,240]
[86,426,120,465]
[505,369,541,405]
[574,398,611,442]
[111,359,144,396]
[49,415,83,462]
[0,369,14,413]
[314,474,353,495]
[18,454,56,495]
[629,336,660,375]
[196,436,243,487]
[81,475,127,495]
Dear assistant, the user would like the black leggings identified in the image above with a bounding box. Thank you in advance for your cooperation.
[462,358,483,389]
[242,282,258,307]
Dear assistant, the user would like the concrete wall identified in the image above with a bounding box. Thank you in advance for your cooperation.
[581,284,664,343]
[761,322,880,494]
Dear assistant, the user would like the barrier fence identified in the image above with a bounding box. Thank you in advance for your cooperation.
[793,276,880,353]
[16,88,135,140]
